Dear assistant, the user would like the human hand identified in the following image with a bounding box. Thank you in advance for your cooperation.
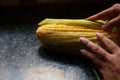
[86,4,120,32]
[80,33,120,80]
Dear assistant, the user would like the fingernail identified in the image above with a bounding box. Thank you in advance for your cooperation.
[80,37,89,44]
[80,37,85,42]
[96,32,103,39]
[80,49,87,55]
[80,49,85,53]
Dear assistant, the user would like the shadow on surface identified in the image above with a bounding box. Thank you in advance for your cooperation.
[38,47,91,65]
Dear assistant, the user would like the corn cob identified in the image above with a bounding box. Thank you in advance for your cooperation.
[36,18,120,54]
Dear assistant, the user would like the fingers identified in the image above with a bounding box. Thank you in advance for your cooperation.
[86,4,120,31]
[86,6,118,21]
[96,33,120,54]
[80,37,110,58]
[86,4,120,21]
[102,15,120,31]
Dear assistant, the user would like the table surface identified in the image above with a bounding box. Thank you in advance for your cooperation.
[0,24,102,80]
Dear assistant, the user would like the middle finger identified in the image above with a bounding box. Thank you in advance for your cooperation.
[80,37,110,59]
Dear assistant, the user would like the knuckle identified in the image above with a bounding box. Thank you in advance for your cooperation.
[92,45,100,51]
[98,54,110,63]
[113,3,120,8]
[112,3,120,12]
[111,46,119,52]
[104,40,111,45]
[86,40,101,52]
[100,52,108,59]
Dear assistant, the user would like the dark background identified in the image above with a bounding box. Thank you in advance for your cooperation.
[0,0,119,25]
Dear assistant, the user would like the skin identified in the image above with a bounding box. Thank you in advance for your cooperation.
[80,4,120,80]
[86,3,120,32]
